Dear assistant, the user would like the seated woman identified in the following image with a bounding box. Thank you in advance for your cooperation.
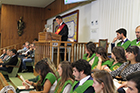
[55,61,74,93]
[83,41,99,69]
[104,46,127,72]
[22,59,57,93]
[94,46,112,70]
[92,70,116,93]
[111,46,140,81]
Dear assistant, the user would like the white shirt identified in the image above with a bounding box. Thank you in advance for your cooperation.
[121,38,127,45]
[79,75,90,86]
[60,22,63,26]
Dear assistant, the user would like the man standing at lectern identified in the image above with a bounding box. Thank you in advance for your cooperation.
[55,15,69,61]
[55,15,69,42]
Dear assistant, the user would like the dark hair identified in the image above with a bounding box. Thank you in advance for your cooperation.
[56,61,74,92]
[116,28,127,37]
[23,43,25,45]
[34,38,38,41]
[72,59,91,75]
[112,46,127,63]
[126,71,140,92]
[11,49,17,54]
[95,46,109,62]
[55,15,62,19]
[85,41,96,57]
[126,46,140,62]
[35,60,55,90]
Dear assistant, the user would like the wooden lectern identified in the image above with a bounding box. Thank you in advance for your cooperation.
[38,32,61,41]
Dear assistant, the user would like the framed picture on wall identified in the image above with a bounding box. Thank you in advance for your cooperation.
[53,10,79,42]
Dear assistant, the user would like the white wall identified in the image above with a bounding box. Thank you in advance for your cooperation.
[47,0,140,53]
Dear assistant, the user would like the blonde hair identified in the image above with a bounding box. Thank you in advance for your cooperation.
[93,70,116,93]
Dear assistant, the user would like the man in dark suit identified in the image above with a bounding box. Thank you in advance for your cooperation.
[70,59,95,93]
[55,15,69,41]
[55,15,69,61]
[0,49,18,73]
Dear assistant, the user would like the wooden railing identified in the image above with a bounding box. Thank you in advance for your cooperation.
[34,41,107,68]
[0,43,23,55]
[0,73,14,93]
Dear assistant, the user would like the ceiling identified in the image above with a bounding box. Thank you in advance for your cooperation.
[0,0,55,8]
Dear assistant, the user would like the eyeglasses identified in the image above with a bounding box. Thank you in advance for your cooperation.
[135,31,140,33]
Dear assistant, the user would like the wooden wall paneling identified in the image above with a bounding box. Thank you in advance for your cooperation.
[1,4,45,47]
[45,0,80,20]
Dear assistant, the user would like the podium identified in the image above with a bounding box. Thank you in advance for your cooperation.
[38,32,61,41]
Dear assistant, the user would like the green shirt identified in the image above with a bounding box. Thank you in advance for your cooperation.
[131,39,140,46]
[83,53,99,70]
[83,53,96,62]
[70,79,93,93]
[93,60,112,69]
[38,72,56,86]
[117,40,131,50]
[110,62,123,71]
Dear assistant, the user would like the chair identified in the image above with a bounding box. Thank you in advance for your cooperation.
[99,39,108,51]
[1,57,21,77]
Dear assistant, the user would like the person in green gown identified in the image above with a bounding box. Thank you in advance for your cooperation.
[104,46,127,72]
[22,59,57,93]
[83,41,99,69]
[131,25,140,46]
[54,61,74,93]
[94,47,112,70]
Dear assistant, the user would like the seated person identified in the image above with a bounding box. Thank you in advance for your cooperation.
[91,70,116,93]
[22,59,57,93]
[0,49,12,63]
[70,59,95,93]
[118,71,140,93]
[55,61,74,93]
[17,43,27,53]
[94,46,112,70]
[83,41,99,69]
[0,49,18,73]
[104,46,127,72]
[110,46,140,81]
[0,49,7,59]
[21,44,35,72]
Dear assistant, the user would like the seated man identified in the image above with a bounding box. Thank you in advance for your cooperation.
[17,41,30,54]
[0,49,7,59]
[0,49,11,63]
[0,49,18,73]
[111,28,131,50]
[70,59,95,93]
[22,44,35,72]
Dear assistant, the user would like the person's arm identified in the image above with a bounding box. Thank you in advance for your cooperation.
[103,66,112,72]
[62,84,72,93]
[29,79,52,93]
[117,81,127,89]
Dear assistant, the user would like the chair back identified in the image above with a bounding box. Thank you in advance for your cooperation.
[8,57,21,77]
[99,39,108,51]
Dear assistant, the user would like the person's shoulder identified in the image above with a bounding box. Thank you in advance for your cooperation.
[131,39,137,42]
[84,86,95,93]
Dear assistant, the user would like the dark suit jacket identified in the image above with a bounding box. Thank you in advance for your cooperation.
[58,22,69,41]
[1,55,18,73]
